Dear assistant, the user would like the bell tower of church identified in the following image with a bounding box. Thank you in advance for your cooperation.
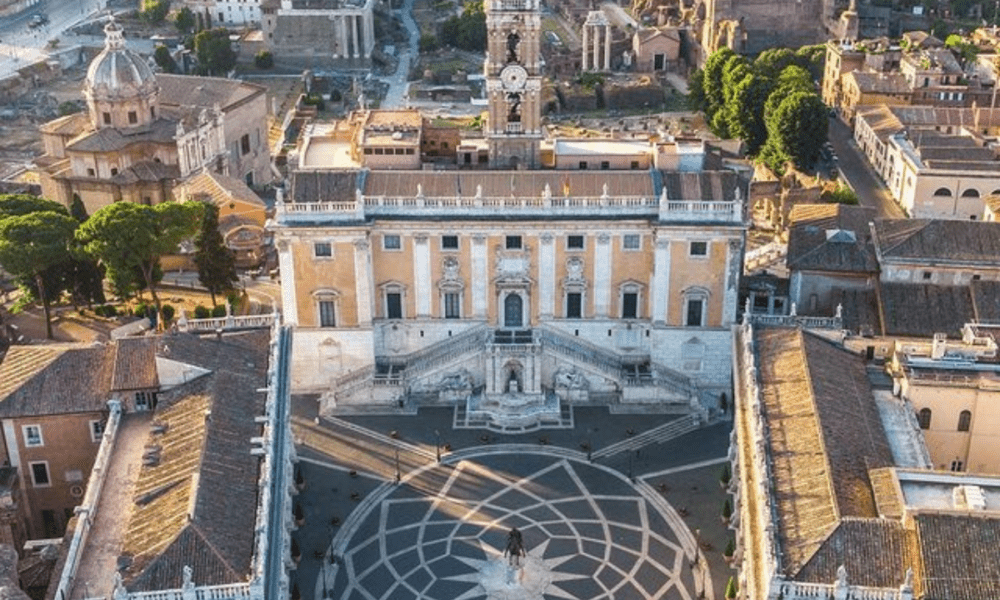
[484,0,542,169]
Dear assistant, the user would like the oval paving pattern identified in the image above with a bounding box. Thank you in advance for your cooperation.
[321,451,704,600]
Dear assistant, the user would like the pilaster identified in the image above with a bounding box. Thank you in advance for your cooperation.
[594,233,611,317]
[414,234,432,318]
[277,239,298,325]
[652,236,671,325]
[539,233,555,318]
[472,234,488,318]
[353,238,373,326]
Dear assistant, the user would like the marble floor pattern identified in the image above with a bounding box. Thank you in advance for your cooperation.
[319,452,702,600]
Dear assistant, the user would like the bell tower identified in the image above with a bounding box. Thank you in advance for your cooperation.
[484,0,542,169]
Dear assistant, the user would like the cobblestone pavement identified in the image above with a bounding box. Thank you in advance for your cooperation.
[292,402,731,600]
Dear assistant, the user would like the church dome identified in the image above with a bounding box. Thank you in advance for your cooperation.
[85,17,157,101]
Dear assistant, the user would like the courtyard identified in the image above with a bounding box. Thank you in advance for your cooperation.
[289,402,734,600]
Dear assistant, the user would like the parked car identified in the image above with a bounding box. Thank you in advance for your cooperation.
[29,14,48,28]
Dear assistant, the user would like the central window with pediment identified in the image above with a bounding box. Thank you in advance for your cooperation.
[504,294,523,327]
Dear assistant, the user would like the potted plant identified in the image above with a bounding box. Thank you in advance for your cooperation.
[721,498,733,526]
[720,463,732,489]
[723,539,736,565]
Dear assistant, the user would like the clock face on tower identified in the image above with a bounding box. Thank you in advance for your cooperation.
[500,65,527,91]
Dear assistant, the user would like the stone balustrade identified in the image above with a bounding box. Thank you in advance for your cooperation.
[274,195,743,224]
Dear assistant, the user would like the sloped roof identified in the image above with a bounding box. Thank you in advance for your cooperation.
[634,27,680,45]
[787,204,879,273]
[971,279,1000,322]
[112,337,159,391]
[873,219,1000,265]
[109,160,180,185]
[660,171,740,202]
[754,328,895,580]
[289,170,361,203]
[180,171,266,210]
[914,514,1000,600]
[795,518,913,588]
[0,344,115,417]
[39,112,90,137]
[66,119,177,153]
[119,331,270,591]
[847,72,910,94]
[878,283,974,337]
[157,75,266,113]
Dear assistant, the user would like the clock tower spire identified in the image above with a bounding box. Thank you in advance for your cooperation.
[484,0,542,169]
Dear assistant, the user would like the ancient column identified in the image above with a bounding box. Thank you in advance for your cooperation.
[603,23,611,70]
[592,26,600,72]
[352,14,360,58]
[581,24,589,71]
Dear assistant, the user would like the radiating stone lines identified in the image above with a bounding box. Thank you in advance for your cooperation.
[322,452,705,600]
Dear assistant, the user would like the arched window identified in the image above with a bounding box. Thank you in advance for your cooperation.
[958,410,971,432]
[918,407,932,430]
[933,187,952,197]
[961,188,980,198]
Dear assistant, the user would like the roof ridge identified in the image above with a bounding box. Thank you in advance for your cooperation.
[186,522,243,582]
[879,219,932,257]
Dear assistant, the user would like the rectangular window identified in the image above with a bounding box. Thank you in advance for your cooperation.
[600,161,610,170]
[90,420,104,443]
[383,235,401,250]
[364,148,373,154]
[630,161,640,169]
[23,425,43,447]
[314,242,332,257]
[444,292,461,319]
[30,462,50,487]
[319,300,336,327]
[87,168,95,177]
[441,235,459,250]
[241,133,251,155]
[506,235,522,249]
[102,112,111,125]
[567,235,584,250]
[623,234,641,250]
[386,293,403,319]
[622,293,638,319]
[922,271,932,280]
[686,299,704,327]
[128,111,137,124]
[566,292,582,318]
[578,161,588,170]
[690,241,708,256]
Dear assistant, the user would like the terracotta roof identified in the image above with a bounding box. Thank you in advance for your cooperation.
[753,328,895,580]
[289,170,361,203]
[112,337,159,391]
[914,514,1000,600]
[787,204,879,273]
[847,72,911,95]
[873,219,1000,265]
[363,109,422,129]
[634,27,680,45]
[878,283,974,337]
[66,119,177,153]
[857,105,904,141]
[120,331,270,591]
[0,344,115,417]
[157,75,265,113]
[179,171,266,209]
[39,112,90,137]
[830,287,881,333]
[795,518,913,588]
[660,170,740,202]
[109,160,180,185]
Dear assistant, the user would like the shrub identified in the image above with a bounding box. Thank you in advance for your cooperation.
[194,304,211,319]
[725,576,738,599]
[254,50,274,69]
[160,303,175,323]
[722,498,733,520]
[724,538,736,557]
[140,0,170,24]
[720,463,731,486]
[212,304,227,317]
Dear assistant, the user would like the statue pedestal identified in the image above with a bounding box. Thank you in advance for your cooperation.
[477,556,552,600]
[466,391,560,430]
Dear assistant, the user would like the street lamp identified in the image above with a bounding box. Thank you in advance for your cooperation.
[627,449,634,483]
[435,429,441,463]
[395,448,400,483]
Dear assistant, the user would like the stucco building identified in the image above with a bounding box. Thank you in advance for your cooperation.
[261,0,375,62]
[267,0,748,430]
[35,18,272,217]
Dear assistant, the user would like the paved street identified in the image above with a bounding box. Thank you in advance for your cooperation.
[827,116,906,218]
[0,0,108,79]
[380,0,419,109]
[290,402,733,600]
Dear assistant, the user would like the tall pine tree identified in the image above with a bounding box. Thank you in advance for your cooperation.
[194,203,237,306]
[66,194,106,308]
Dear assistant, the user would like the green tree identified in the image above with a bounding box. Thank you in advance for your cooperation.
[419,33,439,52]
[713,55,750,138]
[77,202,203,322]
[795,44,826,81]
[0,212,77,339]
[440,2,486,52]
[761,90,828,172]
[701,48,736,126]
[63,195,107,308]
[727,72,774,155]
[194,28,237,76]
[687,68,706,111]
[154,45,178,73]
[0,194,68,218]
[254,50,274,69]
[763,64,813,124]
[753,47,797,79]
[140,0,170,24]
[823,184,860,205]
[945,34,978,64]
[194,203,238,306]
[175,6,195,32]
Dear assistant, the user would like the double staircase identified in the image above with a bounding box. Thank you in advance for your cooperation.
[327,324,699,411]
